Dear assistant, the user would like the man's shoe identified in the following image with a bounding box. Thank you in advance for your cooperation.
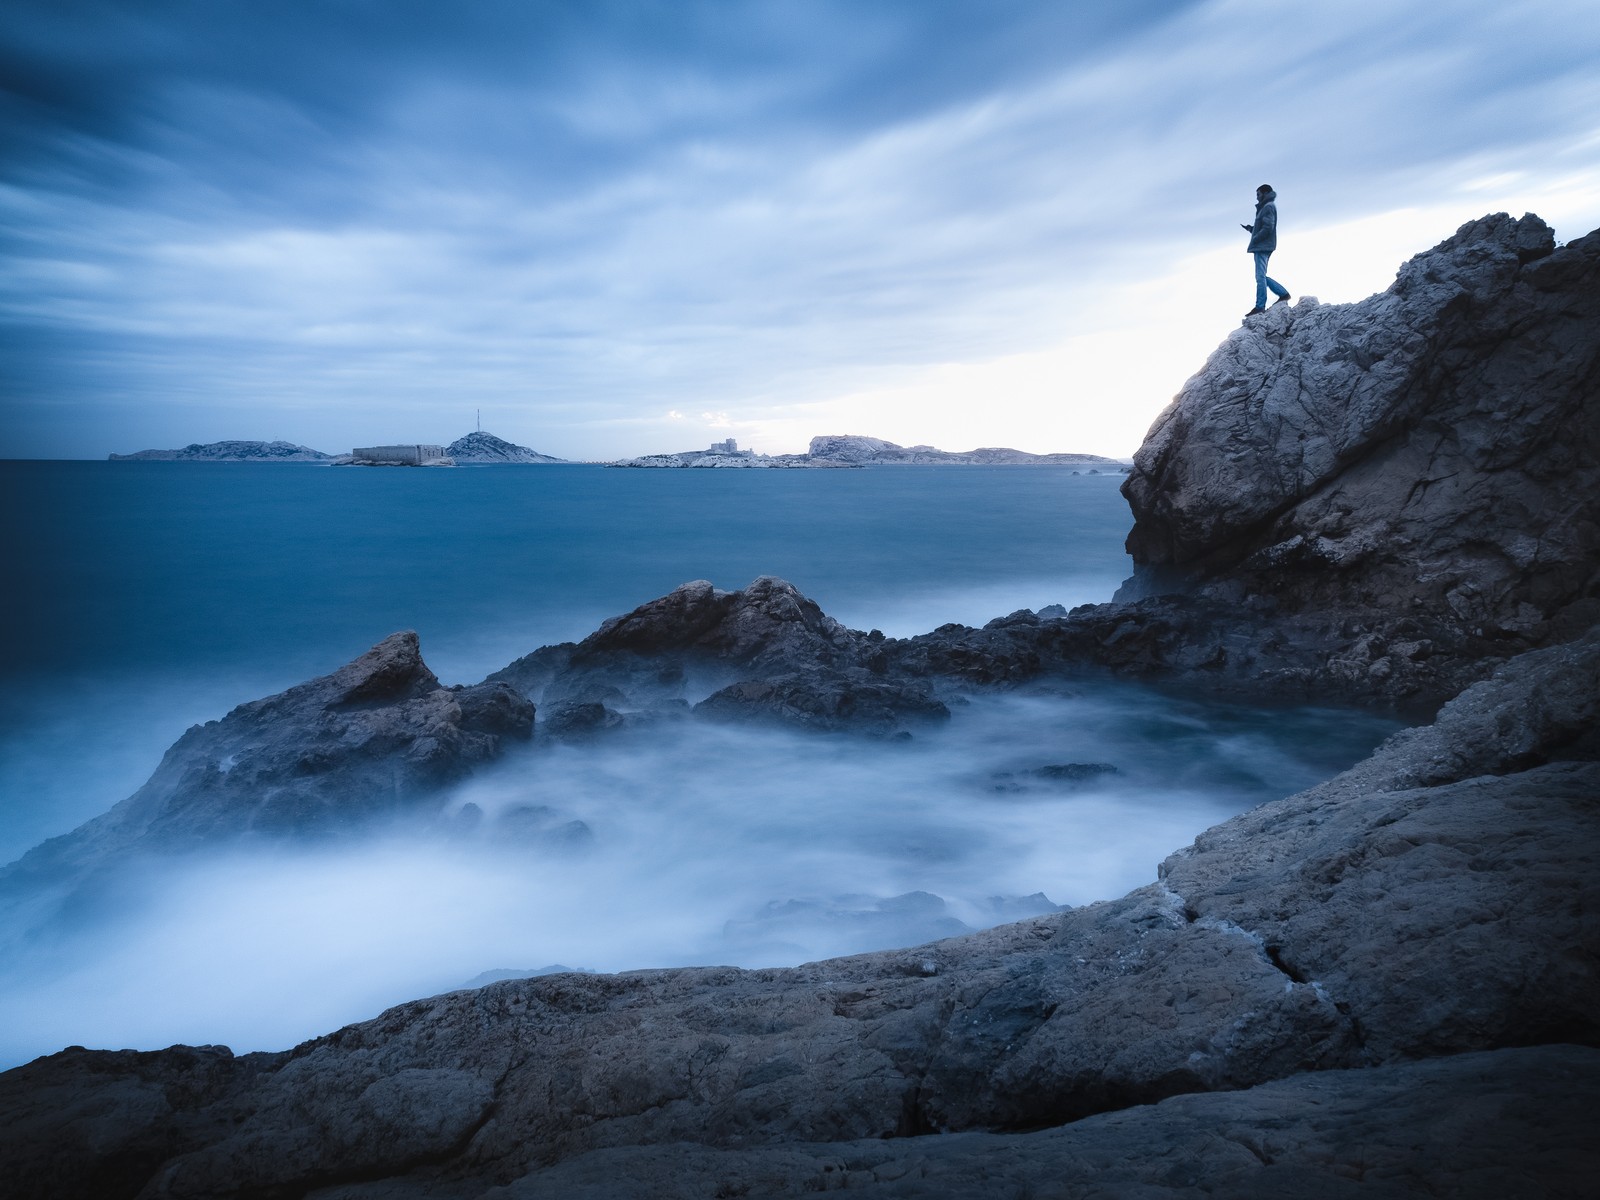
[1272,293,1291,305]
[1244,307,1265,317]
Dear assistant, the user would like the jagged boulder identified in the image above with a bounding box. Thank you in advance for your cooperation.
[490,577,947,734]
[1121,215,1600,653]
[0,633,534,925]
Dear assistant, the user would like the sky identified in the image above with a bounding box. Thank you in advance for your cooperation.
[2,0,1598,462]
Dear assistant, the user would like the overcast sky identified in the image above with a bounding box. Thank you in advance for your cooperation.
[3,0,1598,461]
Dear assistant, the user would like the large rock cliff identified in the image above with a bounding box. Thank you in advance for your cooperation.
[1121,214,1600,651]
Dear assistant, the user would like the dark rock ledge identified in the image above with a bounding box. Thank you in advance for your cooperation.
[1,213,1597,1197]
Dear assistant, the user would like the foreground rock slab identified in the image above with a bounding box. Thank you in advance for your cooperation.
[488,1046,1600,1200]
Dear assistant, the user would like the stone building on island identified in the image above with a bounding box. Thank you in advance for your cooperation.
[338,444,454,466]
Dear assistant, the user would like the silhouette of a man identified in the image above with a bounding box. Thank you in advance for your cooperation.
[1242,184,1290,317]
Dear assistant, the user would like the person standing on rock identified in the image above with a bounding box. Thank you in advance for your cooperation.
[1242,184,1291,317]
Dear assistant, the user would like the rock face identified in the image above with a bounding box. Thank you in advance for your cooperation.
[490,576,948,735]
[445,432,565,464]
[0,626,1594,1199]
[107,440,333,461]
[1120,214,1600,654]
[0,633,533,932]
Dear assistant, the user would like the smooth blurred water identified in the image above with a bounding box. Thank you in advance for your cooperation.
[0,460,1134,859]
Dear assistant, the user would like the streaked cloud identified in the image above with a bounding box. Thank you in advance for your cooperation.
[2,0,1597,459]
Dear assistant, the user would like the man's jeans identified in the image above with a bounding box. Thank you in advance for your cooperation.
[1255,252,1288,309]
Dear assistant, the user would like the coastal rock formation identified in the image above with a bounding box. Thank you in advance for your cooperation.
[0,633,533,930]
[1,626,1594,1198]
[107,440,333,462]
[1120,213,1600,654]
[445,432,566,464]
[490,576,950,735]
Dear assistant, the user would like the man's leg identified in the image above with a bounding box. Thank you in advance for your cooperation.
[1253,252,1269,310]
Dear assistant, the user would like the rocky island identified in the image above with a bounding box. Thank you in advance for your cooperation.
[108,432,568,466]
[5,213,1597,1198]
[108,439,335,461]
[445,431,567,463]
[612,435,1127,469]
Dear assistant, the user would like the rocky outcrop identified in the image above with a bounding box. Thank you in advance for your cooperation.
[0,633,533,930]
[490,577,949,735]
[107,440,333,461]
[445,432,565,464]
[1120,214,1600,655]
[1,628,1593,1198]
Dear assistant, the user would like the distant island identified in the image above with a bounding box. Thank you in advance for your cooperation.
[108,440,335,462]
[109,431,568,465]
[107,432,1122,469]
[446,431,566,464]
[612,435,1129,470]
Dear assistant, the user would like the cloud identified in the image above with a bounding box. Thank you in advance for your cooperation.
[2,0,1598,459]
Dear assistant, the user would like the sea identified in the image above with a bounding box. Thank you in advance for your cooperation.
[0,461,1398,1065]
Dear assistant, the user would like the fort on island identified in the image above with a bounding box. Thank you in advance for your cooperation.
[344,444,453,466]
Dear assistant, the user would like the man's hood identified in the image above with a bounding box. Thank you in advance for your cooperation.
[1258,188,1277,205]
